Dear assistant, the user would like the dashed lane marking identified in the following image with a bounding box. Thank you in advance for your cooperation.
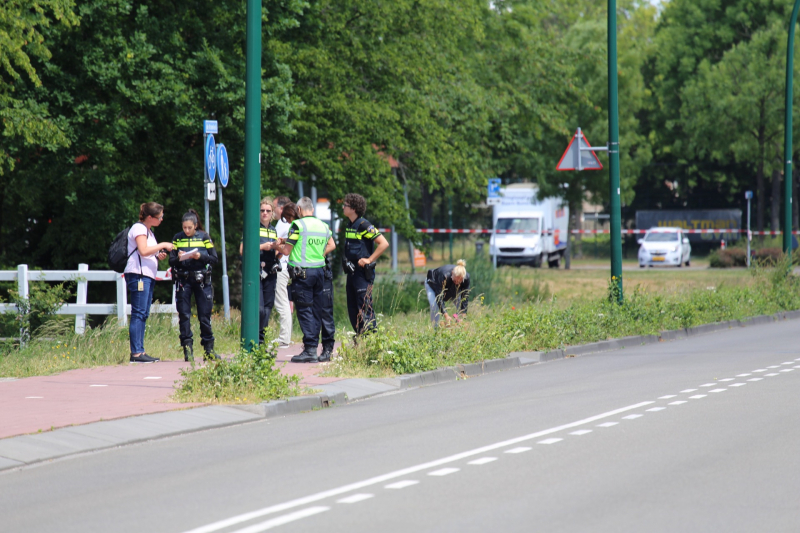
[25,396,43,399]
[718,378,735,382]
[780,369,794,373]
[765,373,779,377]
[337,494,373,504]
[767,365,780,369]
[179,400,655,533]
[736,374,751,377]
[709,389,727,393]
[538,438,563,445]
[646,407,666,412]
[781,362,794,365]
[505,447,532,454]
[729,383,746,387]
[89,385,108,387]
[748,378,764,382]
[668,401,687,405]
[622,414,642,420]
[144,376,162,380]
[385,480,419,489]
[428,468,460,477]
[700,383,716,387]
[753,369,767,373]
[597,422,618,428]
[658,395,676,399]
[467,458,497,466]
[680,389,697,393]
[689,395,707,399]
[570,430,593,436]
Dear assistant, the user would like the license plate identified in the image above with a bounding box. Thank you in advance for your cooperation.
[651,257,665,262]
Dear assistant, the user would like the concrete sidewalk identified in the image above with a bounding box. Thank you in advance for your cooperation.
[0,343,343,440]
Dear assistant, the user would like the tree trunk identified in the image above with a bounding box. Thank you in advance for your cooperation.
[771,169,781,232]
[756,160,765,238]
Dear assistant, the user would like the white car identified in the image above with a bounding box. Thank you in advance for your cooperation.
[638,227,691,268]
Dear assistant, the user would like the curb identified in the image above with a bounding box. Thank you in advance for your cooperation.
[2,309,797,472]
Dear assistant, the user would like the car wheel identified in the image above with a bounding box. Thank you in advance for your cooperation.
[685,259,691,267]
[639,264,645,268]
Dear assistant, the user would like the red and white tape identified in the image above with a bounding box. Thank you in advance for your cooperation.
[375,228,798,236]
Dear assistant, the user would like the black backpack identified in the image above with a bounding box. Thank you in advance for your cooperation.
[108,223,144,273]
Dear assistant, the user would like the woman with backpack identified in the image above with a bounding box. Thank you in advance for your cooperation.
[169,209,219,362]
[125,202,173,363]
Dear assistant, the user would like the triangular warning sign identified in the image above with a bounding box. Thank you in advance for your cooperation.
[556,130,603,171]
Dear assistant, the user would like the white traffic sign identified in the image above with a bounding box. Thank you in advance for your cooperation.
[556,129,603,171]
[204,120,218,134]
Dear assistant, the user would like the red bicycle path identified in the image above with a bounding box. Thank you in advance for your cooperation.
[0,344,342,440]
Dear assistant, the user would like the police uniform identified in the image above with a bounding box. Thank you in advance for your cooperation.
[253,224,279,344]
[344,217,380,334]
[286,216,334,362]
[321,254,336,342]
[168,230,218,358]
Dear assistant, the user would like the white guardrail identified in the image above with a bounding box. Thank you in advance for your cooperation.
[0,264,177,335]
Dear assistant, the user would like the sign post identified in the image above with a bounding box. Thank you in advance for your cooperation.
[745,191,753,267]
[216,143,231,321]
[487,178,501,269]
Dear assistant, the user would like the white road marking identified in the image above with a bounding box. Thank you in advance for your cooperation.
[700,383,716,387]
[428,468,460,477]
[228,507,329,533]
[736,374,751,377]
[89,385,107,387]
[180,400,655,533]
[689,395,706,399]
[767,365,780,369]
[467,458,497,466]
[729,383,746,387]
[709,389,726,393]
[25,396,43,399]
[780,369,794,373]
[794,365,800,369]
[680,389,697,393]
[622,414,642,420]
[781,362,794,365]
[505,447,532,454]
[765,373,779,377]
[747,378,763,382]
[570,430,593,435]
[668,401,687,405]
[337,494,373,504]
[385,480,419,489]
[658,395,676,399]
[596,422,618,428]
[538,438,563,445]
[646,407,666,412]
[753,369,767,372]
[718,378,735,382]
[144,376,162,380]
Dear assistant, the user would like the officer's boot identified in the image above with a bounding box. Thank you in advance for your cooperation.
[183,345,194,362]
[203,343,221,362]
[291,345,319,363]
[318,343,334,363]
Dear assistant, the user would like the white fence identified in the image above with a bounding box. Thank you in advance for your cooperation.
[0,264,177,337]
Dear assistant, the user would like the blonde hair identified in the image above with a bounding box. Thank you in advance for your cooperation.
[260,196,273,207]
[452,259,467,279]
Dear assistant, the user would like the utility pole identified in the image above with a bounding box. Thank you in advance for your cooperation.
[241,0,261,348]
[784,0,800,258]
[608,0,623,302]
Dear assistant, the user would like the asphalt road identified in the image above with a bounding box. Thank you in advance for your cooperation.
[1,320,799,533]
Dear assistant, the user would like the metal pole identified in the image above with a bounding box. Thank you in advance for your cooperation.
[311,175,317,206]
[298,180,304,198]
[608,0,623,302]
[218,185,230,321]
[747,196,752,267]
[391,225,398,272]
[492,228,497,270]
[203,133,210,231]
[448,197,453,263]
[241,0,262,348]
[785,0,800,257]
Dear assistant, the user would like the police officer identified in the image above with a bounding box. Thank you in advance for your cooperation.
[169,209,218,361]
[240,197,281,345]
[279,197,336,363]
[342,193,389,335]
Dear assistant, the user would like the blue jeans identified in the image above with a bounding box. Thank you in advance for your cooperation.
[127,274,155,354]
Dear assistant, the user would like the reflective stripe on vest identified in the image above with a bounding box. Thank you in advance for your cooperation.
[288,217,330,268]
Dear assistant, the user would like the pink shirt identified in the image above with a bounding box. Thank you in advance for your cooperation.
[125,223,159,279]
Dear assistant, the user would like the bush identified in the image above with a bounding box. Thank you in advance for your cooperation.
[709,248,747,268]
[2,282,74,344]
[753,248,783,266]
[174,341,301,403]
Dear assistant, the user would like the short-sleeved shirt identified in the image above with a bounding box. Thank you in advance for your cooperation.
[125,223,159,279]
[275,218,291,267]
[344,217,381,263]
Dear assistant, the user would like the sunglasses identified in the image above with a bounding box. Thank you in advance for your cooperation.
[260,209,273,213]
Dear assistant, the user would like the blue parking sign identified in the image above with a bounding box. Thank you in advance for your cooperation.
[488,178,501,198]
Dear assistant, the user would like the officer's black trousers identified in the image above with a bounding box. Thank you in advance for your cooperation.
[292,268,334,349]
[258,272,277,344]
[346,270,376,335]
[176,279,214,349]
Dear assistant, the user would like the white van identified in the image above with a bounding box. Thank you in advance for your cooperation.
[489,184,569,268]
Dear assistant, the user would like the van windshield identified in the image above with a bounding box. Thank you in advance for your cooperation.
[496,217,540,232]
[644,232,679,242]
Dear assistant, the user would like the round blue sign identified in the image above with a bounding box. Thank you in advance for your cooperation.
[217,144,229,188]
[205,134,216,182]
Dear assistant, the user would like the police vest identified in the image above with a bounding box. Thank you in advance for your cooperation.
[287,217,331,268]
[345,217,380,263]
[172,230,215,271]
[259,224,278,266]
